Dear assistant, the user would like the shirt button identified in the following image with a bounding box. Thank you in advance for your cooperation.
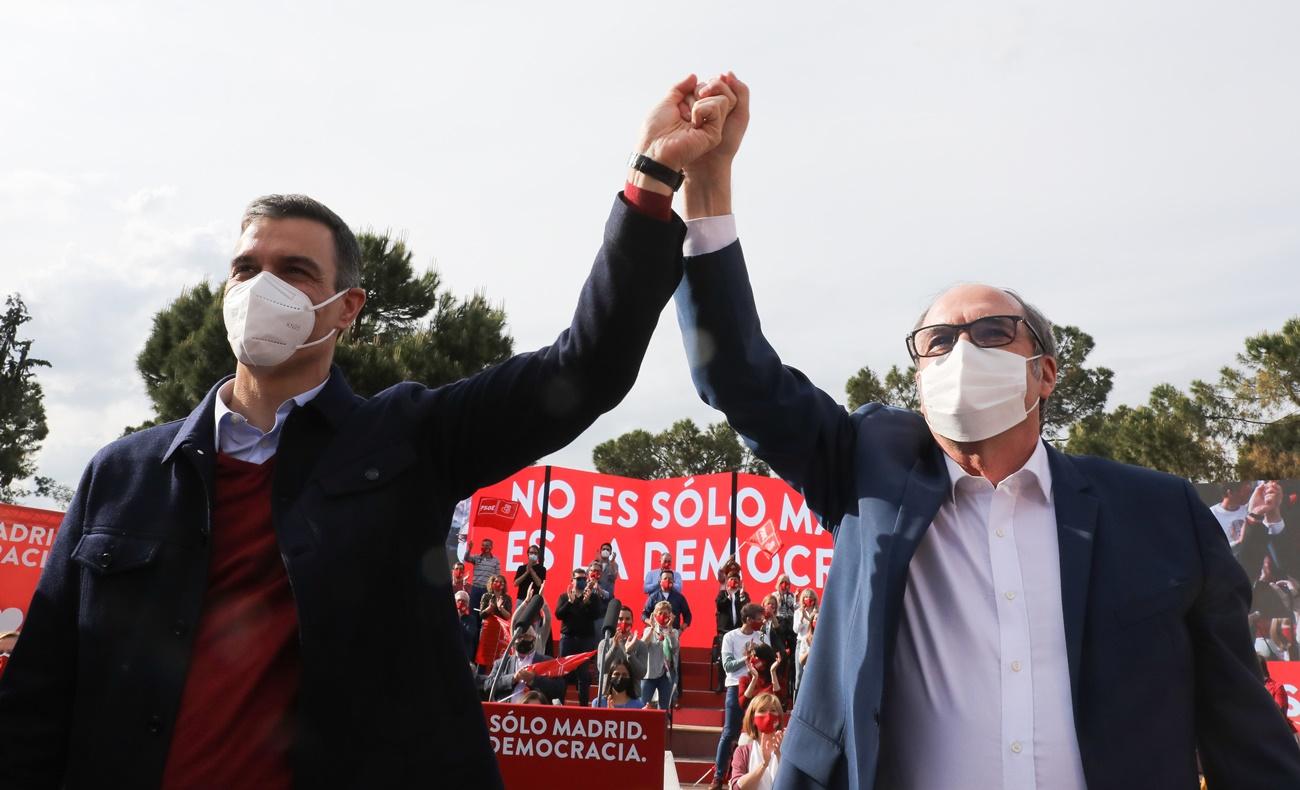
[1004,591,1017,601]
[146,715,163,735]
[995,528,1006,538]
[364,468,380,481]
[1011,741,1023,754]
[172,620,188,638]
[1011,660,1022,672]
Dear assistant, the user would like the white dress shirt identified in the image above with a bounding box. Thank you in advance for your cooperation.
[212,378,328,462]
[879,439,1086,790]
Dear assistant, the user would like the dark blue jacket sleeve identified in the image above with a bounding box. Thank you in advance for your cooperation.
[674,240,857,529]
[1185,482,1300,786]
[419,196,686,500]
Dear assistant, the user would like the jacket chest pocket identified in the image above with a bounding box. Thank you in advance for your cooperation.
[71,531,168,634]
[317,442,420,500]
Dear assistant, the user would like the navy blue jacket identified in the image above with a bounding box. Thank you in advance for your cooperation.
[0,196,685,789]
[675,240,1300,790]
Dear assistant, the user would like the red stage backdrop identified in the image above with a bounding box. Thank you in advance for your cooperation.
[0,503,62,637]
[483,702,664,787]
[468,467,834,649]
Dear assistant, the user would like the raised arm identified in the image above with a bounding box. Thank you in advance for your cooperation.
[673,75,857,526]
[422,76,739,499]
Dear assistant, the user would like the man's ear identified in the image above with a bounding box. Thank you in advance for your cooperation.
[1037,356,1058,400]
[334,288,367,331]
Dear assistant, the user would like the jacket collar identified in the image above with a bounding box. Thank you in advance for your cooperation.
[1045,444,1100,710]
[163,365,357,463]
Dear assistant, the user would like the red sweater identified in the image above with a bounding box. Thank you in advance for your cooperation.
[160,454,298,789]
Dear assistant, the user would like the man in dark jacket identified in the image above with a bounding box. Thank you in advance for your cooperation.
[555,567,602,706]
[0,75,737,789]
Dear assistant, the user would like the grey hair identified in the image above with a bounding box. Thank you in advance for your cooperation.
[912,287,1056,359]
[241,194,362,291]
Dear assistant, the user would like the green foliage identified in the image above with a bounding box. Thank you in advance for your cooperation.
[1040,326,1113,440]
[845,364,917,411]
[593,418,770,479]
[0,294,51,498]
[1065,384,1234,481]
[1236,415,1300,480]
[132,230,514,428]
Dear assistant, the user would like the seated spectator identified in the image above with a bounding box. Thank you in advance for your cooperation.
[738,642,782,703]
[643,570,692,631]
[485,628,565,703]
[641,600,681,724]
[728,692,785,790]
[454,591,480,672]
[592,659,645,709]
[513,545,547,600]
[511,584,554,657]
[597,606,648,695]
[520,690,551,706]
[1256,617,1299,661]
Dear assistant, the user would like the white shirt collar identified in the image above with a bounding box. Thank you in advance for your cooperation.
[213,377,329,452]
[942,438,1053,503]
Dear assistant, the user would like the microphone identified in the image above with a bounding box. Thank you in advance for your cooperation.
[601,598,623,637]
[512,593,544,635]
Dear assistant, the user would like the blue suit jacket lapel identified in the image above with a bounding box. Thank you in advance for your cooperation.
[1046,445,1099,710]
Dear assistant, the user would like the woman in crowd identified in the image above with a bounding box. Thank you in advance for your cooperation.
[642,600,681,724]
[792,588,818,701]
[513,544,547,600]
[474,574,513,670]
[739,642,782,703]
[1256,617,1299,661]
[592,659,645,709]
[728,692,785,790]
[520,690,551,705]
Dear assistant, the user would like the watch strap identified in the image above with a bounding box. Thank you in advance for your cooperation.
[628,153,685,192]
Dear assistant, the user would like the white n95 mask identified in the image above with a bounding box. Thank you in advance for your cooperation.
[918,338,1042,443]
[223,272,348,367]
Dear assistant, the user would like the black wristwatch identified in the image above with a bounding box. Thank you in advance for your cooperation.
[628,153,685,192]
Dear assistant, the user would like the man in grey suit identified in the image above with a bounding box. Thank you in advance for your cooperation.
[674,74,1300,789]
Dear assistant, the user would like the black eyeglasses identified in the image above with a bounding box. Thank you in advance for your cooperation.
[905,315,1044,359]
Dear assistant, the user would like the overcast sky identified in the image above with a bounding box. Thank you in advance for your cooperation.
[2,1,1297,508]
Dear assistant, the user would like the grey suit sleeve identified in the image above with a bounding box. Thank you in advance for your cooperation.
[1184,482,1300,786]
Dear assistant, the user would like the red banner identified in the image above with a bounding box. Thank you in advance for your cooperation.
[468,467,834,649]
[484,702,664,787]
[1270,662,1300,730]
[475,497,521,532]
[530,650,598,678]
[0,503,62,635]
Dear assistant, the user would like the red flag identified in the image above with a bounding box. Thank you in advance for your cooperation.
[474,497,520,532]
[474,615,514,667]
[528,650,598,678]
[741,519,783,558]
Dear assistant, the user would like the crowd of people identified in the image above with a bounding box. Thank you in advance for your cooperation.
[451,539,817,787]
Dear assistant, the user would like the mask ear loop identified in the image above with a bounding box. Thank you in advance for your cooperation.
[1025,353,1045,417]
[297,289,353,351]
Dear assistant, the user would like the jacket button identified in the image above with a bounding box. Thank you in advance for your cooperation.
[146,715,163,735]
[172,620,188,637]
[98,552,113,568]
[363,467,380,481]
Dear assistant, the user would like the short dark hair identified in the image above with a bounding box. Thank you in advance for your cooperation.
[660,570,674,580]
[741,603,764,621]
[241,194,361,291]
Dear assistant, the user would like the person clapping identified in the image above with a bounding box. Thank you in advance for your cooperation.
[728,693,785,790]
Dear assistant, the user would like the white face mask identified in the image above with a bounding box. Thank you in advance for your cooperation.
[600,550,610,559]
[223,271,348,367]
[918,339,1042,443]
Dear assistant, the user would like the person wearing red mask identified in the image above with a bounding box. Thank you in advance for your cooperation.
[641,601,681,727]
[474,575,513,670]
[739,642,782,703]
[643,551,683,594]
[641,570,692,631]
[714,573,751,692]
[729,692,785,790]
[453,591,479,674]
[1256,617,1300,661]
[450,561,472,598]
